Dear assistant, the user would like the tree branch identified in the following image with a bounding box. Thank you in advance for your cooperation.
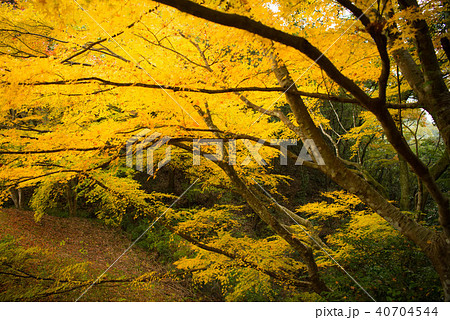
[152,0,372,105]
[3,77,418,108]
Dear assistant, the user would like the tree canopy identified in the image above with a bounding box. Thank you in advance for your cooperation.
[0,0,449,301]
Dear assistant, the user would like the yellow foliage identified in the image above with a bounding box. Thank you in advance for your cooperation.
[297,190,366,221]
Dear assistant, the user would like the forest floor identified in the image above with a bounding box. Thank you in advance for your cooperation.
[0,208,195,301]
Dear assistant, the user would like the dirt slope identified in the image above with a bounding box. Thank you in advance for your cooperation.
[0,208,194,301]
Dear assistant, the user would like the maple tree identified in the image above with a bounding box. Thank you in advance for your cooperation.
[0,0,449,300]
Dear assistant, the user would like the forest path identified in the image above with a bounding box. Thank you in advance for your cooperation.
[0,208,194,301]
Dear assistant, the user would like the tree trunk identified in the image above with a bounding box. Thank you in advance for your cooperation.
[415,180,424,220]
[191,97,330,293]
[442,37,450,62]
[399,155,411,211]
[10,188,24,210]
[426,236,450,301]
[65,180,77,217]
[152,0,450,299]
[219,162,329,294]
[416,152,449,214]
[271,56,450,300]
[168,168,176,194]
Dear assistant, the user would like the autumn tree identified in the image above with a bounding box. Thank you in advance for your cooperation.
[0,0,449,300]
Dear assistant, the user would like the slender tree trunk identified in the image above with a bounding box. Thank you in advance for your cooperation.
[65,180,77,217]
[399,156,410,211]
[194,99,329,294]
[416,180,424,220]
[168,168,176,194]
[396,66,411,212]
[10,188,24,210]
[219,162,329,294]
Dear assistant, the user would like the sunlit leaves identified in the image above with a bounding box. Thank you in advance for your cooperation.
[297,190,365,221]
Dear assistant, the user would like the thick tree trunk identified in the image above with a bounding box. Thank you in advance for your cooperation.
[426,236,450,301]
[396,0,450,154]
[442,37,450,62]
[424,93,450,155]
[272,56,450,300]
[393,49,450,156]
[331,156,450,301]
[392,42,450,237]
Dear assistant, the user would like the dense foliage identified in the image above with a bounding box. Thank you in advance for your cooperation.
[0,0,449,301]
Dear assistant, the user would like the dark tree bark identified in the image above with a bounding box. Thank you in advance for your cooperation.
[65,179,77,217]
[442,37,450,62]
